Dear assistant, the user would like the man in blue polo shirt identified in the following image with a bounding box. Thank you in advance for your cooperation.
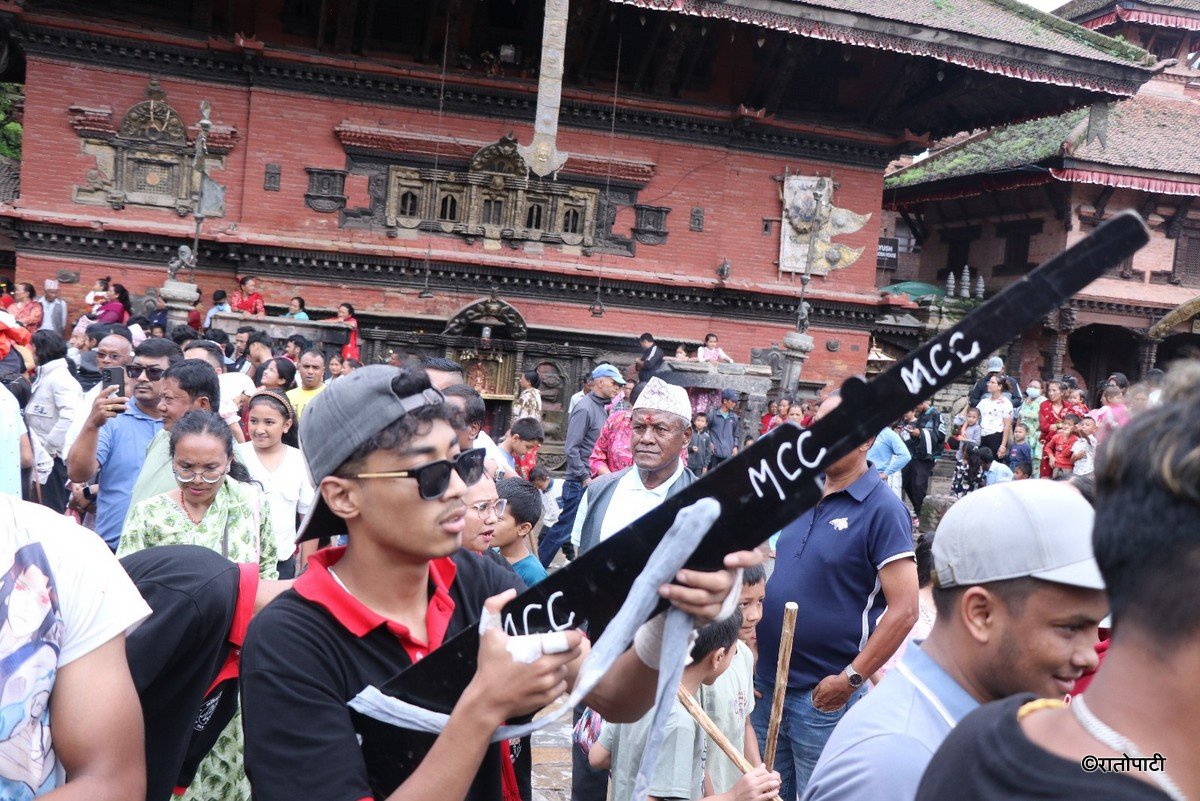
[803,480,1106,801]
[67,338,182,550]
[751,392,919,800]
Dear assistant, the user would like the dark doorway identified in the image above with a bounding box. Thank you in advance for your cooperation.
[1156,332,1200,371]
[1067,324,1140,392]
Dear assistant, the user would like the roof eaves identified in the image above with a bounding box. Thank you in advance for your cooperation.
[609,0,1158,100]
[985,0,1152,64]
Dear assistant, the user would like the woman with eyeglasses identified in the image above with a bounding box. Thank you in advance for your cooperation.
[120,409,277,575]
[120,409,275,801]
[460,470,510,557]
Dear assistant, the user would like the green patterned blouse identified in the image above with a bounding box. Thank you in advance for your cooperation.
[120,479,279,579]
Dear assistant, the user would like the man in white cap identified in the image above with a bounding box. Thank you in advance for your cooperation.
[571,376,696,554]
[802,480,1107,801]
[38,279,68,334]
[568,375,698,801]
[537,362,625,566]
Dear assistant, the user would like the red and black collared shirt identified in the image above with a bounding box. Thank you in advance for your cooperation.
[240,546,522,801]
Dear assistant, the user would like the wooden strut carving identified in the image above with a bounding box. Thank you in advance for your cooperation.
[349,212,1150,799]
[518,0,570,177]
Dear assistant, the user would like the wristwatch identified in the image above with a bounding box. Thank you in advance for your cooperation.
[844,664,865,688]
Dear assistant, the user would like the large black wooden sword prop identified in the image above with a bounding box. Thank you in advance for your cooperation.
[350,211,1148,797]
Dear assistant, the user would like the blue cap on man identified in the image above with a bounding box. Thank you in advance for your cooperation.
[591,363,626,384]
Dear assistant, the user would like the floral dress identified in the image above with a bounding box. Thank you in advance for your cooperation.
[121,480,277,801]
[512,387,542,420]
[1017,399,1042,473]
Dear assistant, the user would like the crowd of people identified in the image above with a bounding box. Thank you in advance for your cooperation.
[0,271,1195,801]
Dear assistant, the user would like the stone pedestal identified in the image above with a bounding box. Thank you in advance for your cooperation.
[656,359,774,444]
[919,493,957,535]
[160,279,200,330]
[780,331,814,396]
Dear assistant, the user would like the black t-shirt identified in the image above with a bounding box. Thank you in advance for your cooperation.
[241,547,523,801]
[916,694,1173,801]
[122,545,248,801]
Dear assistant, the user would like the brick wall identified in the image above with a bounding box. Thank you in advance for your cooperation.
[11,55,884,379]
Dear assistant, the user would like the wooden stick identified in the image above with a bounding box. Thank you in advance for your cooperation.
[676,687,784,801]
[764,601,798,771]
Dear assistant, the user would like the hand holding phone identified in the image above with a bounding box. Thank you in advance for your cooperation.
[87,384,128,430]
[101,366,126,394]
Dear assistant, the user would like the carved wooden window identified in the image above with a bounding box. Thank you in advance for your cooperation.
[482,198,505,226]
[439,194,459,222]
[525,202,545,230]
[1173,233,1200,288]
[365,136,635,252]
[995,220,1042,276]
[69,80,230,216]
[562,207,582,235]
[398,191,419,218]
[937,226,980,281]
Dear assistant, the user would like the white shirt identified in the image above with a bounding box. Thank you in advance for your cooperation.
[472,430,510,477]
[570,460,688,549]
[27,359,82,459]
[540,478,564,528]
[1071,435,1096,476]
[63,382,104,463]
[218,372,257,428]
[568,390,585,415]
[0,388,25,498]
[0,495,152,794]
[235,442,314,560]
[975,396,1013,437]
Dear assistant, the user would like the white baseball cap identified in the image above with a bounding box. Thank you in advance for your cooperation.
[933,480,1104,591]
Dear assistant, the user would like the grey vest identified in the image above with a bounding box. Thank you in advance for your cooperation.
[577,465,698,555]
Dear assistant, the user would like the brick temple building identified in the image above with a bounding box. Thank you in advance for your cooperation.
[884,0,1200,391]
[0,0,1161,459]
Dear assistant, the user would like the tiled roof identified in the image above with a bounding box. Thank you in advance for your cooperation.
[885,110,1086,188]
[886,92,1200,192]
[0,157,18,204]
[782,0,1152,65]
[1056,0,1200,21]
[1065,93,1200,175]
[615,0,1156,99]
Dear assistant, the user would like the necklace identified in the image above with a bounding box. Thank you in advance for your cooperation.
[172,494,207,526]
[1071,695,1187,801]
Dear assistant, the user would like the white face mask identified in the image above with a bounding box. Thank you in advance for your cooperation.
[1026,386,1041,399]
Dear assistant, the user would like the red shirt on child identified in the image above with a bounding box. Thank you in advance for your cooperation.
[1045,431,1079,470]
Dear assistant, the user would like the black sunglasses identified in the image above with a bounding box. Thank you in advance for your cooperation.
[126,364,166,381]
[353,447,487,500]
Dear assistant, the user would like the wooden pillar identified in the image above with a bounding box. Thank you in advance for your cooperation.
[1007,333,1024,386]
[1138,336,1159,379]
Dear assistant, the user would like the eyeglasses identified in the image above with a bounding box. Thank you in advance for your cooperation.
[126,364,166,381]
[353,448,486,500]
[469,498,507,519]
[173,467,228,484]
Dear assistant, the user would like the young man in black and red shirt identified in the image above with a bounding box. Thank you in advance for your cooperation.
[240,364,754,801]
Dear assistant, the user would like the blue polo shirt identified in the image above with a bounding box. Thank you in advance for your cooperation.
[95,403,163,549]
[802,642,979,801]
[756,467,914,692]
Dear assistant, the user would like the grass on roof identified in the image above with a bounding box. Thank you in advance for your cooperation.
[886,108,1088,188]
